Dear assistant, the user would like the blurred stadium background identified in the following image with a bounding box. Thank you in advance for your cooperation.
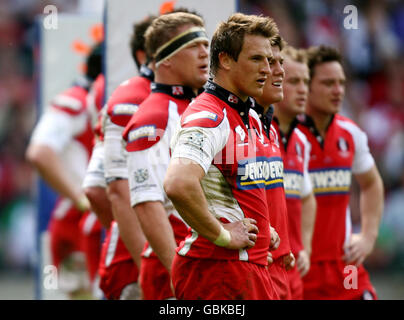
[0,0,403,299]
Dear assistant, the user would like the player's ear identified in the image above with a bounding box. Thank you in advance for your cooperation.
[218,52,233,71]
[159,58,172,68]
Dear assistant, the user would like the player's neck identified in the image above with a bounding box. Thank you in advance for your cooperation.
[274,108,295,135]
[213,74,249,102]
[307,107,333,137]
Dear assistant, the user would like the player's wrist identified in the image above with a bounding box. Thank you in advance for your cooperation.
[76,194,90,212]
[213,225,231,247]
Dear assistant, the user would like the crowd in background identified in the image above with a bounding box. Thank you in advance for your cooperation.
[0,0,403,276]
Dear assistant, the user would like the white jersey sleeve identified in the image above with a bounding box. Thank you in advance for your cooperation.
[170,111,230,174]
[295,128,313,197]
[30,108,87,153]
[103,116,129,180]
[337,119,375,174]
[127,140,171,207]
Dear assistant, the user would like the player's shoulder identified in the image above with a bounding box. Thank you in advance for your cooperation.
[123,93,171,152]
[292,126,308,143]
[106,76,152,124]
[334,114,367,137]
[180,92,225,129]
[335,113,360,127]
[108,76,151,106]
[50,85,88,115]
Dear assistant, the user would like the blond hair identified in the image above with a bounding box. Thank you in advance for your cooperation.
[282,45,308,64]
[145,12,205,59]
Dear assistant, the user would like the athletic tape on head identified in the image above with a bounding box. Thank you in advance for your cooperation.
[154,27,208,67]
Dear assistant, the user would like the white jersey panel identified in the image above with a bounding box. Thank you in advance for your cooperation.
[336,119,375,174]
[170,109,230,174]
[30,108,87,153]
[31,109,89,186]
[104,117,129,179]
[295,127,313,197]
[127,100,179,213]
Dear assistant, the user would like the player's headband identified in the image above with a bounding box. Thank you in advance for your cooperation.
[154,27,209,68]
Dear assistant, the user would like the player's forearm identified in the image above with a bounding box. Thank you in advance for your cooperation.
[134,201,177,272]
[26,144,84,205]
[301,192,316,255]
[164,164,222,243]
[359,168,384,241]
[108,180,145,268]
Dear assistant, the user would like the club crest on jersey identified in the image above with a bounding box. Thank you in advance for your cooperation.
[134,168,149,183]
[237,156,284,190]
[235,125,246,144]
[172,86,184,96]
[128,125,156,142]
[309,167,352,196]
[337,137,350,157]
[228,94,239,104]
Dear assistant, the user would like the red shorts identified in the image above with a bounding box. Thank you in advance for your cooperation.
[99,259,139,300]
[287,265,303,300]
[268,257,291,300]
[98,222,139,300]
[303,260,377,300]
[140,256,173,300]
[79,211,103,282]
[48,199,83,267]
[172,254,276,300]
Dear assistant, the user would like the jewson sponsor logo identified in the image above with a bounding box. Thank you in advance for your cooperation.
[113,103,139,116]
[237,156,284,190]
[284,170,303,198]
[128,125,156,142]
[310,167,352,195]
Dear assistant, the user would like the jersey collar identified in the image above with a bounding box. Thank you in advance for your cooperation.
[300,114,335,148]
[204,80,254,126]
[252,103,274,139]
[273,116,300,149]
[139,64,155,82]
[73,76,92,91]
[151,82,196,100]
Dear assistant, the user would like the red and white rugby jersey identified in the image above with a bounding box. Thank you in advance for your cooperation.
[30,78,94,186]
[122,82,195,257]
[103,66,154,181]
[271,118,313,256]
[87,74,105,141]
[170,81,282,266]
[299,114,375,261]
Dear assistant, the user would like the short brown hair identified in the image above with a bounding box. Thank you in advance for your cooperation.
[271,34,286,51]
[282,45,308,64]
[130,15,157,69]
[145,12,205,59]
[306,45,342,80]
[210,13,279,76]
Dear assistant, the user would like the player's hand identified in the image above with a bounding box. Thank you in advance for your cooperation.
[75,194,91,212]
[269,226,280,251]
[267,252,274,266]
[223,218,258,250]
[343,233,375,266]
[282,252,295,271]
[297,250,310,277]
